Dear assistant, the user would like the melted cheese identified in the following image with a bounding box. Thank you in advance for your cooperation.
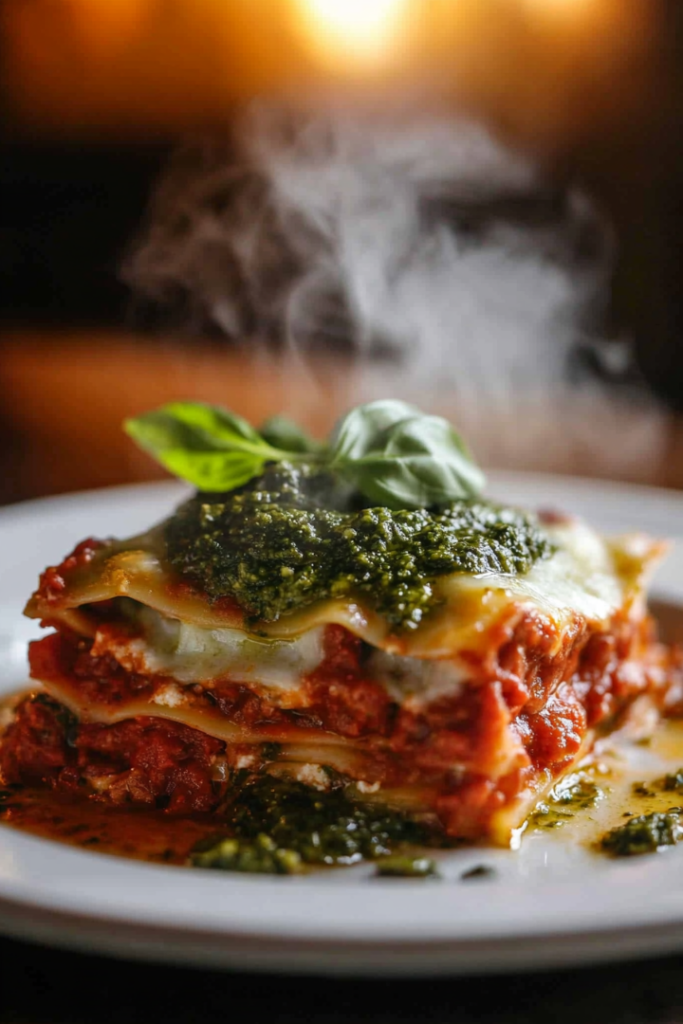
[98,606,327,690]
[17,513,670,847]
[25,519,663,661]
[89,606,471,702]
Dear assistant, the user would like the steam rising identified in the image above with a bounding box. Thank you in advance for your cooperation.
[124,105,666,479]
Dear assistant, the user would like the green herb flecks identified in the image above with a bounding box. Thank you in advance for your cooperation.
[600,810,683,857]
[553,779,603,810]
[125,399,485,511]
[190,775,440,875]
[166,462,552,629]
[632,781,657,798]
[192,834,303,875]
[374,856,438,878]
[460,864,497,881]
[529,777,602,831]
[662,769,683,793]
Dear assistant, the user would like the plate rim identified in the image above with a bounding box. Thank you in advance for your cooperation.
[1,468,683,515]
[2,472,683,973]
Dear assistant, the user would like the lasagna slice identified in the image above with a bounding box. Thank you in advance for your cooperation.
[1,505,678,845]
[1,402,680,851]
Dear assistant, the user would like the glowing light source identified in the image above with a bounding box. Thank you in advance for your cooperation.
[521,0,595,14]
[296,0,411,69]
[3,0,638,134]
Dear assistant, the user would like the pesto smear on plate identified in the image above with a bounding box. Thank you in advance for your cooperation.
[190,774,441,876]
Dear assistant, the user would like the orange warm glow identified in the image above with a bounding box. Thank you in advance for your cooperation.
[295,0,411,70]
[62,0,155,56]
[1,0,654,140]
[523,0,594,10]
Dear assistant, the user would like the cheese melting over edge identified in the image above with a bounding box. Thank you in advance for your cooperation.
[19,516,667,845]
[25,518,662,659]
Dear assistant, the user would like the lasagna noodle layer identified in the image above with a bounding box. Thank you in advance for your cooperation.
[12,608,678,843]
[13,518,678,843]
[24,520,664,659]
[2,688,595,842]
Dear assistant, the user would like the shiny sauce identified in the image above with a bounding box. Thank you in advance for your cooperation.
[4,719,683,867]
[524,719,683,850]
[0,785,222,865]
[2,600,683,869]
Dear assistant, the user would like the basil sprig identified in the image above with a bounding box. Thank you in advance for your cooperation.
[260,415,324,455]
[329,400,485,508]
[125,399,485,509]
[124,403,294,493]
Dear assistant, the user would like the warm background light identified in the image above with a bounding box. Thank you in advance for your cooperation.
[1,0,681,510]
[523,0,594,10]
[1,0,656,146]
[61,0,156,57]
[295,0,411,70]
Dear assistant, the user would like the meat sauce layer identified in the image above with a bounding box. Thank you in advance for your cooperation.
[1,696,225,814]
[1,613,677,840]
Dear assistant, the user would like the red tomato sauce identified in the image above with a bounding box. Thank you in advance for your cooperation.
[36,538,107,606]
[2,614,678,842]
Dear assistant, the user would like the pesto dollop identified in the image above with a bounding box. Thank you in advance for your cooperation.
[600,811,683,857]
[191,775,436,874]
[166,463,554,630]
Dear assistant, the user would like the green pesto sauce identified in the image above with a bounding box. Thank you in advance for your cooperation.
[662,770,683,793]
[374,855,438,878]
[529,778,602,831]
[460,864,497,881]
[600,811,683,857]
[190,774,442,875]
[165,462,554,630]
[596,766,683,857]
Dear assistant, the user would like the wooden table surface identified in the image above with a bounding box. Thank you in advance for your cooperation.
[2,331,683,505]
[2,331,683,1021]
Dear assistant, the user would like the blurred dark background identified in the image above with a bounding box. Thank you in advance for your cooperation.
[0,142,168,331]
[1,0,683,504]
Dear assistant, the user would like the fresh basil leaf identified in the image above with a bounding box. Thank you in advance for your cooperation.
[125,399,485,509]
[260,415,323,455]
[160,450,267,492]
[330,400,422,461]
[125,402,279,491]
[338,413,486,510]
[157,402,264,446]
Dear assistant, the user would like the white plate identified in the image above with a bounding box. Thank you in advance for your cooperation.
[1,473,683,976]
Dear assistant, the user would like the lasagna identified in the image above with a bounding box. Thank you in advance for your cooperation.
[1,401,681,861]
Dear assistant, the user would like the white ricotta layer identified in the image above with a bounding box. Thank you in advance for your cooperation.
[107,606,326,690]
[66,518,662,700]
[97,606,469,701]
